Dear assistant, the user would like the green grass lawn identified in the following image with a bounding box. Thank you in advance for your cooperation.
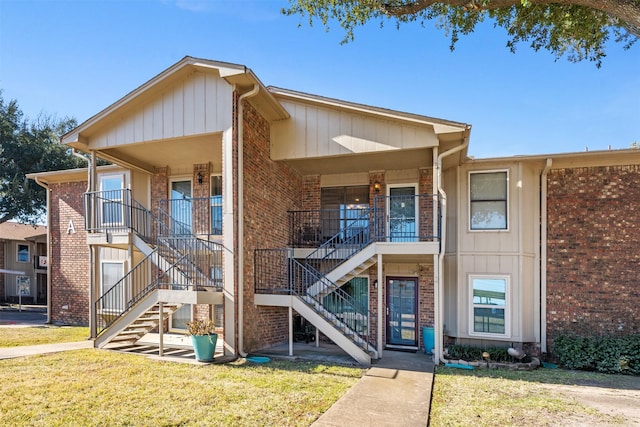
[0,349,362,426]
[0,326,90,347]
[430,366,631,426]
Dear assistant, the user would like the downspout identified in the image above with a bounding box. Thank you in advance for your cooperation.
[33,177,51,324]
[540,158,552,354]
[435,128,470,364]
[72,149,96,338]
[237,84,260,357]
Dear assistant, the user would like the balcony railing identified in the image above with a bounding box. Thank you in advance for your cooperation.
[158,197,222,238]
[288,194,440,247]
[84,189,154,242]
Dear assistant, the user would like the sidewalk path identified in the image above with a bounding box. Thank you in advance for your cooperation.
[0,341,93,360]
[312,350,434,427]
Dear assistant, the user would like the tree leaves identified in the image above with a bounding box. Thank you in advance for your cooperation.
[283,0,638,66]
[0,92,83,224]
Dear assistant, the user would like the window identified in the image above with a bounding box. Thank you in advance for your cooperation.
[470,276,508,336]
[101,262,125,311]
[322,277,369,334]
[210,176,222,235]
[321,186,369,242]
[100,174,125,226]
[16,244,29,263]
[469,171,508,230]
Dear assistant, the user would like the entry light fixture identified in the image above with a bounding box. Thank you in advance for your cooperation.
[197,172,203,185]
[373,181,381,193]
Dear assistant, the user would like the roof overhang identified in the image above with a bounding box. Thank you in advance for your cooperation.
[61,56,289,150]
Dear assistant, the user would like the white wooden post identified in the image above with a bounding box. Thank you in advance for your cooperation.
[158,302,164,357]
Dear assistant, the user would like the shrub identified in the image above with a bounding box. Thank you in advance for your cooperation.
[554,334,640,375]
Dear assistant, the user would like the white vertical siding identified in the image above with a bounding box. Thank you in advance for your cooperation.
[89,72,232,149]
[271,100,439,160]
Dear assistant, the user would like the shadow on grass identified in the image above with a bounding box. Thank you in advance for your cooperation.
[436,365,640,391]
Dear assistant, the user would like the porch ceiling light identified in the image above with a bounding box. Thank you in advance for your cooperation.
[197,172,203,185]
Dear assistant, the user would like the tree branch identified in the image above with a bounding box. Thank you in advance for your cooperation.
[380,0,640,38]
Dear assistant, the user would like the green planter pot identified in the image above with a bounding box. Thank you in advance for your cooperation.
[191,333,218,362]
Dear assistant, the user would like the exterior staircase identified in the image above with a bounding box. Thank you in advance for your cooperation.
[255,207,378,364]
[86,189,223,349]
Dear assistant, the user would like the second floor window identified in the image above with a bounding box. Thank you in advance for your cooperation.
[469,170,508,230]
[17,244,29,263]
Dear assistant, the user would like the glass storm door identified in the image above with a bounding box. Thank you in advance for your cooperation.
[388,186,417,242]
[170,180,192,235]
[386,277,418,347]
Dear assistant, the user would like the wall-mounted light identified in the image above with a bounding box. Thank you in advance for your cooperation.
[373,279,378,289]
[373,181,381,193]
[197,172,203,185]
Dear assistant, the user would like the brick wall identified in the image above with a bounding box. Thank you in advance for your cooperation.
[0,241,5,301]
[418,263,435,351]
[547,164,640,349]
[241,100,303,351]
[49,181,90,325]
[302,175,320,211]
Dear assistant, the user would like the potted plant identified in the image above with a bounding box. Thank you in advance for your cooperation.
[186,319,218,362]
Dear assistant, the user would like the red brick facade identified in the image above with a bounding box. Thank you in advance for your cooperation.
[49,181,90,325]
[546,164,640,348]
[0,242,4,301]
[241,99,303,351]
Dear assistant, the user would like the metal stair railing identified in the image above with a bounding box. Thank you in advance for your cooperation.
[156,201,224,291]
[83,189,155,243]
[157,236,223,290]
[255,249,374,349]
[95,249,187,336]
[303,207,374,276]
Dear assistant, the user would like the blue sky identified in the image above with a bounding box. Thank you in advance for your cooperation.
[1,0,638,158]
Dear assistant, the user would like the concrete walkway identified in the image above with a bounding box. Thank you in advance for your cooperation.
[0,340,93,359]
[312,350,435,427]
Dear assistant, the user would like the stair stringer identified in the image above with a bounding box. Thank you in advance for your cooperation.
[306,243,377,299]
[95,289,161,348]
[292,296,374,366]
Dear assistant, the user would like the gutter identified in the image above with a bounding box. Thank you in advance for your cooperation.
[540,158,552,354]
[32,177,51,324]
[237,84,260,357]
[435,128,471,364]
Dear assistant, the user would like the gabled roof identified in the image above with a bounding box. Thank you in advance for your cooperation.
[0,222,47,242]
[61,56,289,147]
[268,86,470,135]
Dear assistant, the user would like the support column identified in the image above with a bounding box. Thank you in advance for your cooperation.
[158,302,164,357]
[288,305,293,356]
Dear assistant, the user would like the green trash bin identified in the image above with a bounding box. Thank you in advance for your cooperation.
[422,326,434,354]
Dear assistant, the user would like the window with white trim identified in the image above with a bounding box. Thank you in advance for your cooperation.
[470,276,509,336]
[469,170,508,230]
[99,174,125,226]
[100,261,125,311]
[16,244,29,263]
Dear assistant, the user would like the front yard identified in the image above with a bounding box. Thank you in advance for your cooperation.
[2,326,639,426]
[0,349,362,426]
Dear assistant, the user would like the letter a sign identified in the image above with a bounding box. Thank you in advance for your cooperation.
[67,219,76,234]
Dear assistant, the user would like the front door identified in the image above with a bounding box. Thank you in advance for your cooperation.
[388,186,417,242]
[170,180,192,235]
[386,277,418,347]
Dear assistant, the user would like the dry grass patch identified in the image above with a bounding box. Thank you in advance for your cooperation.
[0,349,362,426]
[430,367,629,426]
[0,325,89,347]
